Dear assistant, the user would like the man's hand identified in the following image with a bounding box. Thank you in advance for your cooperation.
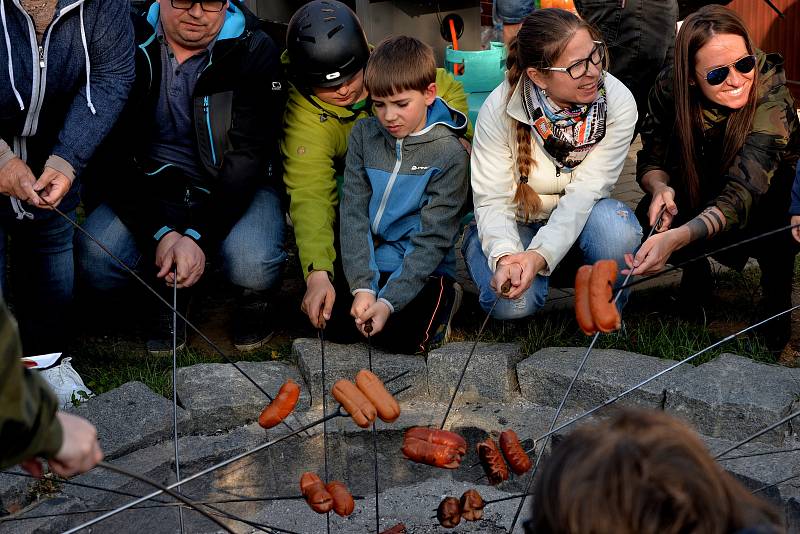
[0,157,40,203]
[302,270,336,328]
[33,167,72,209]
[156,234,206,288]
[357,300,391,337]
[792,215,800,243]
[21,412,103,479]
[155,230,182,275]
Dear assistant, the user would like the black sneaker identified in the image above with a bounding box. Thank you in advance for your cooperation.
[233,299,274,352]
[147,293,188,355]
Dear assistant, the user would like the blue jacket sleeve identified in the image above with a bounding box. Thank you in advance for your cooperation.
[51,0,135,177]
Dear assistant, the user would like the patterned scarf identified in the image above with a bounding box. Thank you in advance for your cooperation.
[521,76,608,170]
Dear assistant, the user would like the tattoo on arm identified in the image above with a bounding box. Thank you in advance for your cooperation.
[686,207,726,242]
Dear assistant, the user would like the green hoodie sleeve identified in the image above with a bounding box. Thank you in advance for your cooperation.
[0,301,62,469]
[281,87,345,279]
[435,68,473,141]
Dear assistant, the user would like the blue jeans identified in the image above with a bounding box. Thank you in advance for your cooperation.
[76,187,287,292]
[462,198,642,320]
[0,208,76,353]
[495,0,535,23]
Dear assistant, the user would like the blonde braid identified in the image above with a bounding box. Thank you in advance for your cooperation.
[513,121,541,222]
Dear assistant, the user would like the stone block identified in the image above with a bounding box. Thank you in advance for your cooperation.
[0,467,34,515]
[176,361,311,433]
[66,381,189,460]
[427,342,521,402]
[665,353,800,445]
[517,347,690,412]
[293,338,427,406]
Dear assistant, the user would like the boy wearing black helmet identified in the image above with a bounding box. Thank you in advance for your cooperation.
[282,0,472,331]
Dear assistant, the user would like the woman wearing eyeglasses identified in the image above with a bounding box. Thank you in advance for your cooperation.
[631,5,800,354]
[462,8,641,320]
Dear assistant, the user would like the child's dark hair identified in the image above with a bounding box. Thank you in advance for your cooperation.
[527,409,783,534]
[505,9,604,221]
[364,35,436,98]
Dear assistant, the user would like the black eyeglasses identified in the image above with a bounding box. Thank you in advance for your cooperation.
[704,54,756,86]
[170,0,227,12]
[540,41,607,80]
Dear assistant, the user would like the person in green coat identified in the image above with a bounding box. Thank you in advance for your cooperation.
[0,299,102,478]
[282,0,473,331]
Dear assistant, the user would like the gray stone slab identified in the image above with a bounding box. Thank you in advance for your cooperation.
[176,360,311,433]
[665,353,800,445]
[66,381,189,460]
[427,342,521,402]
[517,347,691,412]
[0,467,35,515]
[294,338,428,406]
[0,496,91,534]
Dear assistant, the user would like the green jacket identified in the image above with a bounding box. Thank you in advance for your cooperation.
[637,51,800,230]
[281,51,473,279]
[0,301,62,469]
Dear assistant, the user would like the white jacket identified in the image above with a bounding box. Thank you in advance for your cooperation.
[471,72,637,274]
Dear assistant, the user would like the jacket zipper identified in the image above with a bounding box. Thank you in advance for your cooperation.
[203,95,217,166]
[372,138,403,234]
[16,0,86,137]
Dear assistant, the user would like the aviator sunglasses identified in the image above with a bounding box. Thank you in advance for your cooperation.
[704,54,757,86]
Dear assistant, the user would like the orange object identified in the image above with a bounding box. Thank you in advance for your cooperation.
[588,259,621,333]
[355,369,401,423]
[300,472,333,514]
[325,481,355,517]
[258,379,301,429]
[499,429,532,475]
[574,265,597,335]
[449,19,463,75]
[539,0,578,14]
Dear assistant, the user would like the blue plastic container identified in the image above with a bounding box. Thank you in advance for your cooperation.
[444,41,506,94]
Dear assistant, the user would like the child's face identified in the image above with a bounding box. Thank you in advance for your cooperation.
[372,83,436,139]
[312,69,368,107]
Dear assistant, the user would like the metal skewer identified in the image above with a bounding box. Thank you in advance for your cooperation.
[365,320,381,533]
[172,267,185,534]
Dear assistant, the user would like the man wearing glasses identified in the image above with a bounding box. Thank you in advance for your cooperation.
[78,0,287,353]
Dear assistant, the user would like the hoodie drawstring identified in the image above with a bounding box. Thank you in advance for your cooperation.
[79,3,95,114]
[1,0,25,110]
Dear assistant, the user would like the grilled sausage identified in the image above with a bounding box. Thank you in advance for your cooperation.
[258,379,301,429]
[401,437,463,469]
[300,472,333,514]
[436,497,462,528]
[588,259,621,332]
[332,379,377,428]
[574,265,597,335]
[379,524,406,534]
[404,427,467,455]
[499,429,532,475]
[355,369,400,423]
[460,489,485,521]
[325,481,354,517]
[477,437,509,485]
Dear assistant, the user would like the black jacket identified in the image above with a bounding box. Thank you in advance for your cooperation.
[85,0,286,251]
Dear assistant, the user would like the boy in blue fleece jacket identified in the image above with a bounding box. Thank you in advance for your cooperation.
[340,36,470,354]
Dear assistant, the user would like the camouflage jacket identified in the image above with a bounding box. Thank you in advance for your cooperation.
[0,301,62,469]
[637,51,800,230]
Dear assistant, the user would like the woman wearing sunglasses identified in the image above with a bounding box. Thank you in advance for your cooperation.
[631,5,800,355]
[462,8,641,319]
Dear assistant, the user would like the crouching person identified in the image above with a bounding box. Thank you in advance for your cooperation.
[77,0,287,353]
[340,37,470,354]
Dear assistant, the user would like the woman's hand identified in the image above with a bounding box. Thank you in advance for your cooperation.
[792,215,800,243]
[649,185,678,231]
[491,251,546,300]
[622,228,688,276]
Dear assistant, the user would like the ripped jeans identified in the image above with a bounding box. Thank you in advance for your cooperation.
[462,198,642,320]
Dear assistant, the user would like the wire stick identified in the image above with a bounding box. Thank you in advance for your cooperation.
[40,199,303,435]
[714,407,800,460]
[616,222,800,293]
[95,462,234,533]
[172,267,185,534]
[366,323,380,533]
[319,326,331,534]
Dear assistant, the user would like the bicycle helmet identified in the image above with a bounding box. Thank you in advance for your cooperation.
[286,0,370,88]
